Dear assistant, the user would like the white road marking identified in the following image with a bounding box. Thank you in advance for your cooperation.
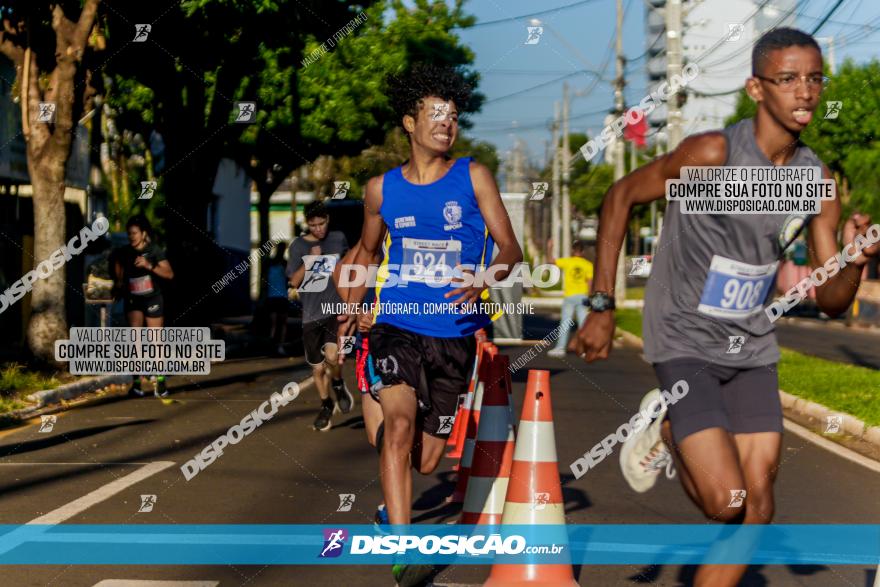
[93,582,218,587]
[29,461,174,525]
[0,461,174,556]
[783,419,880,474]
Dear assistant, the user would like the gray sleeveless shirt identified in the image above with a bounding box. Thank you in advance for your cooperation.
[643,118,824,367]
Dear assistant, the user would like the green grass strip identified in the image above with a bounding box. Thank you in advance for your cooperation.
[614,309,880,427]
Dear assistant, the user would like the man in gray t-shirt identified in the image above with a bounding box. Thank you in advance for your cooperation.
[287,201,352,431]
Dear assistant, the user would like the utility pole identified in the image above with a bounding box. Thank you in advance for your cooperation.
[513,139,525,192]
[613,0,627,305]
[651,136,665,256]
[562,83,572,258]
[817,36,836,74]
[551,101,561,259]
[666,0,684,151]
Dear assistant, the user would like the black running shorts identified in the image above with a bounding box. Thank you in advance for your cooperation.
[653,358,782,444]
[124,294,164,318]
[369,323,475,438]
[302,316,339,366]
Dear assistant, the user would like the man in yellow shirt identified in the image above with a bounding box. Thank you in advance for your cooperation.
[548,240,593,357]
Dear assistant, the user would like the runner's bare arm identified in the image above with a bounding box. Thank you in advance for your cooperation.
[289,259,307,289]
[445,162,523,305]
[150,260,173,280]
[807,166,879,317]
[335,176,385,360]
[334,175,385,306]
[592,132,727,297]
[571,132,727,361]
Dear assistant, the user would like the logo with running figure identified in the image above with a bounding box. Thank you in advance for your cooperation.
[300,255,337,293]
[726,23,744,42]
[319,528,348,558]
[824,101,842,120]
[728,489,747,508]
[138,494,157,513]
[726,335,746,354]
[825,414,843,434]
[336,494,355,512]
[529,182,548,201]
[629,257,650,277]
[437,416,455,435]
[332,181,350,199]
[37,102,56,123]
[532,492,550,511]
[39,415,56,433]
[525,26,543,45]
[139,181,157,200]
[234,102,257,123]
[443,201,462,231]
[430,103,449,122]
[133,24,151,42]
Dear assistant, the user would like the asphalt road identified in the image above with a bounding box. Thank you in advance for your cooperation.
[775,320,880,369]
[0,331,878,587]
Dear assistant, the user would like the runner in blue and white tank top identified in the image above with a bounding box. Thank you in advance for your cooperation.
[570,28,878,587]
[334,63,522,587]
[376,155,495,337]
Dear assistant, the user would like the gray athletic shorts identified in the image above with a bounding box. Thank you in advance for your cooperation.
[653,358,782,445]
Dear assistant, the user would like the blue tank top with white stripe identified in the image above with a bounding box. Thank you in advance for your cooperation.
[377,157,493,338]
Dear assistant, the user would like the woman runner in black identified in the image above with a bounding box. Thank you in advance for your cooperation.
[113,214,175,397]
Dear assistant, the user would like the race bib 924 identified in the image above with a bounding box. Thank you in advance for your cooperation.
[401,238,462,284]
[697,255,777,319]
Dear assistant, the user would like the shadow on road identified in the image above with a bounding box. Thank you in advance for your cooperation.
[0,420,153,458]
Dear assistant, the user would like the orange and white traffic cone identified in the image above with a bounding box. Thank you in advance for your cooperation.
[447,347,491,503]
[447,338,486,453]
[447,341,489,460]
[494,352,516,432]
[484,369,578,587]
[461,346,515,525]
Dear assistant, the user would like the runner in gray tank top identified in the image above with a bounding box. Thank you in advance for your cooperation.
[571,28,878,587]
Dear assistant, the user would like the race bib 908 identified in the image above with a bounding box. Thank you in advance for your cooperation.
[697,255,777,319]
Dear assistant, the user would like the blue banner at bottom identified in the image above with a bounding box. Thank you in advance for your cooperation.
[0,525,877,565]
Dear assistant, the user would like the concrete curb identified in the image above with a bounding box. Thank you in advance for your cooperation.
[2,357,310,427]
[614,327,880,457]
[25,374,133,409]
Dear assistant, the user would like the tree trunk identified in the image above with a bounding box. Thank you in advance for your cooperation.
[26,152,69,363]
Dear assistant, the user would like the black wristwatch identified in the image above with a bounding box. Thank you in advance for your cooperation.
[584,291,615,312]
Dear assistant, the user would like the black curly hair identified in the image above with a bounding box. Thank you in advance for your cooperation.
[387,62,474,136]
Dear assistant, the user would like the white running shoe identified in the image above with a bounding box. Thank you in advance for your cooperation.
[619,388,677,493]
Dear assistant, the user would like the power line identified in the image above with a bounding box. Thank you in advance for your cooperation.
[696,0,812,73]
[692,0,773,66]
[483,71,606,104]
[812,0,848,34]
[628,29,665,64]
[454,0,604,29]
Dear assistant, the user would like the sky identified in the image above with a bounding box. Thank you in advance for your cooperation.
[440,0,880,169]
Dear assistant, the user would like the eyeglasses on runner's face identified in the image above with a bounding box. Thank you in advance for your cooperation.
[753,73,828,92]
